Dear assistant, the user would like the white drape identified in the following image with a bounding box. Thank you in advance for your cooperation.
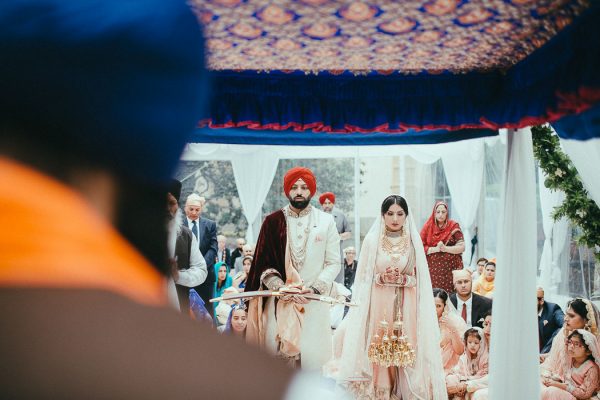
[182,139,488,252]
[538,168,567,297]
[230,150,280,243]
[441,140,485,267]
[181,144,280,244]
[559,136,600,208]
[489,128,539,400]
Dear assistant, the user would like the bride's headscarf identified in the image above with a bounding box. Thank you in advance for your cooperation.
[334,195,446,400]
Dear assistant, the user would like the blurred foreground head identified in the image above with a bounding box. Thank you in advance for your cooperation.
[0,0,208,271]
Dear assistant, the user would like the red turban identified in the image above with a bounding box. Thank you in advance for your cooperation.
[319,192,335,205]
[283,167,317,196]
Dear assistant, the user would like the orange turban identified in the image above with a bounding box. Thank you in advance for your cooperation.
[283,167,316,196]
[319,192,335,205]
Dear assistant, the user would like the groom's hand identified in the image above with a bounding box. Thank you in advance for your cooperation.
[281,294,309,304]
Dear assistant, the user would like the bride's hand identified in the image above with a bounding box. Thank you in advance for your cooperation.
[384,267,398,283]
[377,268,397,284]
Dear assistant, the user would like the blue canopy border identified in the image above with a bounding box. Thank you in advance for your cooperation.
[201,1,600,134]
[190,127,497,146]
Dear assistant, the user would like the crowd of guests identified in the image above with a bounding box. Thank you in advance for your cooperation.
[433,277,600,400]
[168,183,356,336]
[169,180,600,399]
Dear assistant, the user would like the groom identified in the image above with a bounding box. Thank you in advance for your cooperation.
[245,167,340,371]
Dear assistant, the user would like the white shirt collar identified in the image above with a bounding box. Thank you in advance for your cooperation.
[456,293,473,326]
[187,217,199,226]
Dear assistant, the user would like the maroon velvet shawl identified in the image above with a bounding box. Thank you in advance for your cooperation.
[245,210,287,292]
[419,201,461,252]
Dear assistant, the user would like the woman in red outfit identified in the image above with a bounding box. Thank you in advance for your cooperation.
[420,201,465,293]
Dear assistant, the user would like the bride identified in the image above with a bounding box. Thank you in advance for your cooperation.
[326,195,446,399]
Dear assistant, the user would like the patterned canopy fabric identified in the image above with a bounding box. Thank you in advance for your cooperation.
[192,0,600,140]
[195,0,589,74]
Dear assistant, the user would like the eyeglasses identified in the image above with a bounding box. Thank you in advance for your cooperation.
[566,340,584,348]
[537,297,544,301]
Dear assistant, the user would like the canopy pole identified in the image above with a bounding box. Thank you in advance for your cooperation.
[354,148,361,253]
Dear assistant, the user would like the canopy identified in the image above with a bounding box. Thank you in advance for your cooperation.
[194,0,600,136]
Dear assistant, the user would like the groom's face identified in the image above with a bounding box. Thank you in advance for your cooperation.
[287,178,311,209]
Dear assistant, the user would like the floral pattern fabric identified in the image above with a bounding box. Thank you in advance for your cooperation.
[193,0,590,74]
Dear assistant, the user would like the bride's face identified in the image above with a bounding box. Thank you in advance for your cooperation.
[383,203,406,231]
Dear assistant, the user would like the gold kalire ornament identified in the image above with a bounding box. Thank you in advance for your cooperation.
[368,311,416,368]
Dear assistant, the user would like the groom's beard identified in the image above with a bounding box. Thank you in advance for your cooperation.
[288,194,311,210]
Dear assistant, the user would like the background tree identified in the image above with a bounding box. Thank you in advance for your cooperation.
[175,161,247,238]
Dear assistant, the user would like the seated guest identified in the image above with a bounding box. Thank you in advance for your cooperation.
[541,329,600,400]
[538,286,565,354]
[463,311,494,400]
[216,234,231,267]
[212,262,232,320]
[472,258,488,281]
[542,298,600,381]
[450,270,493,328]
[233,244,254,275]
[446,327,489,399]
[342,246,357,290]
[233,256,252,290]
[215,287,239,328]
[330,282,351,329]
[434,288,467,374]
[482,311,492,345]
[230,238,246,269]
[473,261,495,298]
[221,303,248,337]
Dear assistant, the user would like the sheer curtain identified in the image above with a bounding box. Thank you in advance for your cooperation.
[230,150,280,244]
[441,140,485,267]
[538,168,567,298]
[181,139,490,247]
[489,128,539,400]
[559,136,600,208]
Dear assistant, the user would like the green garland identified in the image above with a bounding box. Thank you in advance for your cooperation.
[531,125,600,261]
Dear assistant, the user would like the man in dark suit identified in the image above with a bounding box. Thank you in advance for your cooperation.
[217,235,232,267]
[184,193,218,316]
[538,286,564,354]
[449,269,492,328]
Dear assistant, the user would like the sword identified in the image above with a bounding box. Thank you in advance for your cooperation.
[210,290,358,307]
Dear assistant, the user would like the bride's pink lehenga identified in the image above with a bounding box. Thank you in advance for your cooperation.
[369,249,417,397]
[324,204,447,400]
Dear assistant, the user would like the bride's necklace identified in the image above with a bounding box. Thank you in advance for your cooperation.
[380,227,409,263]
